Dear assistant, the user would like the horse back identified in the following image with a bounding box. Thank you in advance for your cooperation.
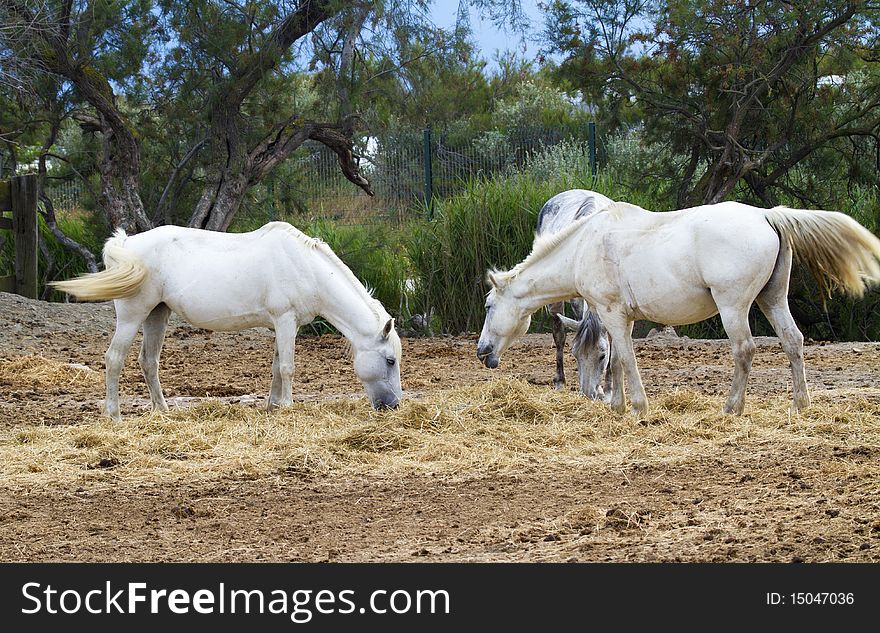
[120,223,321,328]
[536,189,613,235]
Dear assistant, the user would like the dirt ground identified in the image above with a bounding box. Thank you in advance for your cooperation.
[1,291,879,562]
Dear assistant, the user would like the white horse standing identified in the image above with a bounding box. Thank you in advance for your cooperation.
[478,201,880,416]
[535,189,613,398]
[53,222,403,420]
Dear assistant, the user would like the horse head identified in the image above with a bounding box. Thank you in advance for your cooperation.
[353,317,403,409]
[477,270,532,369]
[557,312,610,400]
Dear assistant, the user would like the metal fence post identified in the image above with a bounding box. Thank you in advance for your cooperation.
[588,121,597,178]
[423,128,434,219]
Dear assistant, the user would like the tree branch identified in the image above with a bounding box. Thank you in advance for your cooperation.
[152,137,209,225]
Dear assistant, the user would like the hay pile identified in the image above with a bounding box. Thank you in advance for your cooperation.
[1,373,878,490]
[0,356,102,388]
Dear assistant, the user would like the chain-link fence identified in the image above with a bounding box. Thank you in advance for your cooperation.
[44,179,86,215]
[38,123,600,225]
[263,123,598,226]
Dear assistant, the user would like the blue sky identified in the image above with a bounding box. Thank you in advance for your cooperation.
[429,1,548,70]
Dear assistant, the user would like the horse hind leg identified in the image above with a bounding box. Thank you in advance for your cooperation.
[756,242,809,412]
[713,297,756,415]
[104,301,153,421]
[139,303,171,413]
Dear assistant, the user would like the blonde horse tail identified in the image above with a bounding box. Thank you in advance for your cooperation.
[51,228,148,301]
[763,207,880,299]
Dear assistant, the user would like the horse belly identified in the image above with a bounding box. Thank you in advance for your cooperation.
[159,265,278,331]
[168,301,272,331]
[633,287,718,325]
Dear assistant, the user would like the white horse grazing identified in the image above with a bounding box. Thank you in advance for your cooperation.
[477,201,880,416]
[53,222,403,420]
[535,189,613,398]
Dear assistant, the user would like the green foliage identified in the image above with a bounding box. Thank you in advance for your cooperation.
[547,0,880,208]
[39,215,106,301]
[406,149,644,334]
[305,219,411,322]
[603,126,680,211]
[492,78,585,130]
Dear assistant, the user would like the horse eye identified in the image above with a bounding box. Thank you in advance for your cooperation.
[386,358,396,367]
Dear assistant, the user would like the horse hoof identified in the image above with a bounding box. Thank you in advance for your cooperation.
[629,405,649,419]
[792,397,810,413]
[267,400,292,411]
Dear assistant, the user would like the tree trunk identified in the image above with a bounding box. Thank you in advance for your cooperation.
[190,119,373,231]
[37,115,98,274]
[34,6,153,235]
[193,172,251,232]
[186,0,372,231]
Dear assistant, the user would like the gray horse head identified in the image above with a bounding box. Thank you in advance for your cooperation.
[556,311,610,400]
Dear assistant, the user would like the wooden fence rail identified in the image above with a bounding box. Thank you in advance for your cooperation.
[0,174,39,299]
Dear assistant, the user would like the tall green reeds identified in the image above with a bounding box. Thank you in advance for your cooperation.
[305,220,410,320]
[407,171,638,334]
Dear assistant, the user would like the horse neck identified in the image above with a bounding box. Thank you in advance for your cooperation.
[507,233,582,311]
[313,254,384,349]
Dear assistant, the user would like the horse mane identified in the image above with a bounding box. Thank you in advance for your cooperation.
[269,222,389,328]
[571,311,605,356]
[272,221,403,362]
[490,201,649,287]
[491,214,594,285]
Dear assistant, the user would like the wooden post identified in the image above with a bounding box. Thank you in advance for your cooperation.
[12,174,38,299]
[0,179,13,293]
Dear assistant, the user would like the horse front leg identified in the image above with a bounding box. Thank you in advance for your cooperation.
[604,316,647,417]
[269,347,283,409]
[268,313,297,410]
[602,336,614,403]
[550,302,566,389]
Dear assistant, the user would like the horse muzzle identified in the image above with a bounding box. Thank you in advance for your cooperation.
[476,343,500,369]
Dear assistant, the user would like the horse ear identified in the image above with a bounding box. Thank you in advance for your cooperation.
[381,318,394,339]
[487,270,506,289]
[555,313,580,332]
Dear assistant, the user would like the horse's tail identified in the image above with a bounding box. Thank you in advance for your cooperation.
[763,207,880,298]
[51,229,148,301]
